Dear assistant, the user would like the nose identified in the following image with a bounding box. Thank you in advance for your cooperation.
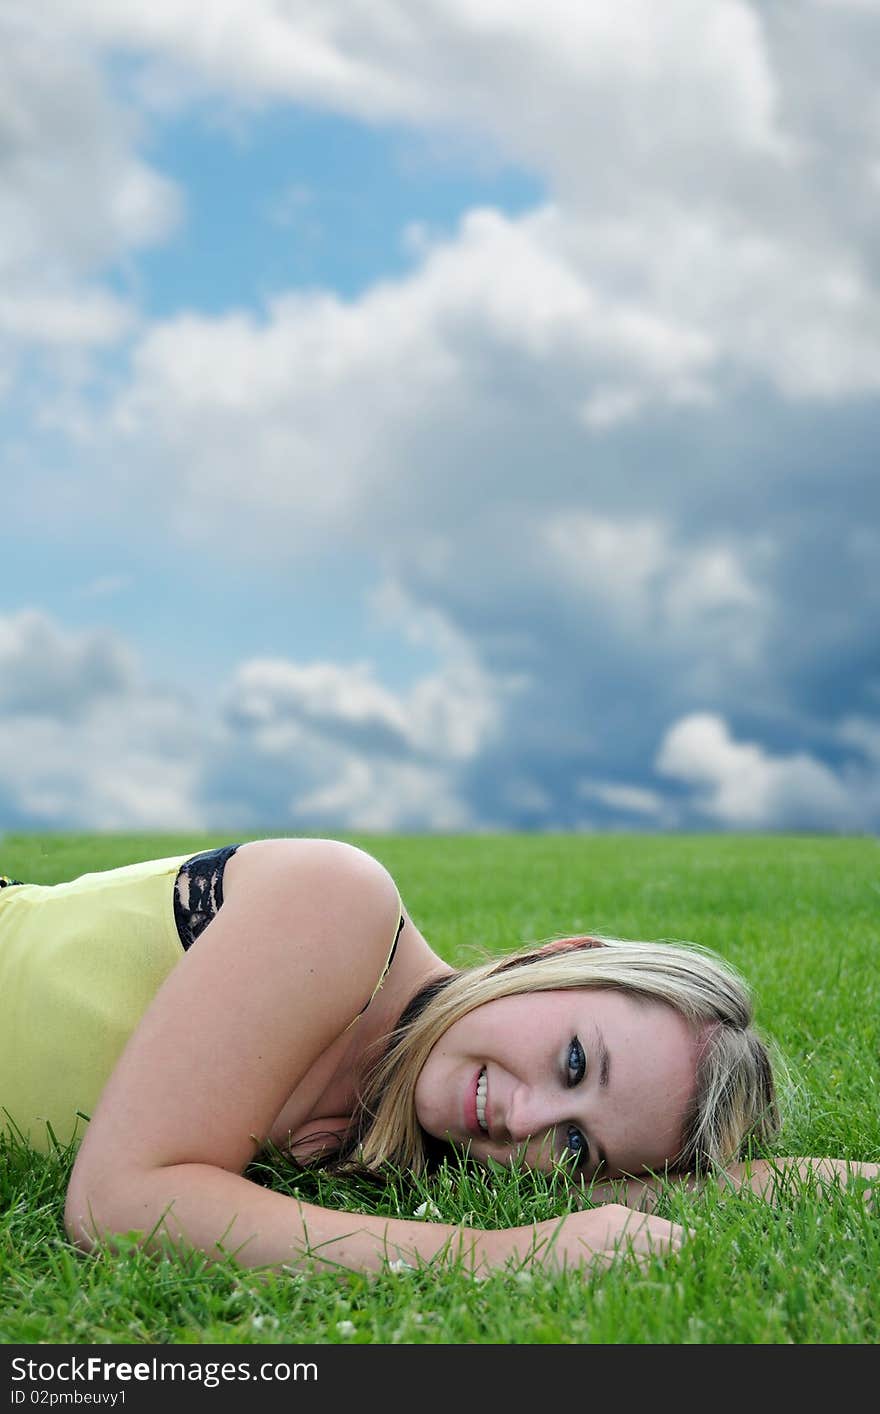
[505,1084,566,1145]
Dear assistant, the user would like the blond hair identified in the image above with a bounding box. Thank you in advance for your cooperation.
[330,935,781,1179]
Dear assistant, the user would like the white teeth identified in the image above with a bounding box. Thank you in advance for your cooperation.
[476,1067,488,1132]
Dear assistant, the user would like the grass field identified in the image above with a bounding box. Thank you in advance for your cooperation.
[1,831,878,1345]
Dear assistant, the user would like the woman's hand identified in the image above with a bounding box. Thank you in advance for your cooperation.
[477,1203,687,1274]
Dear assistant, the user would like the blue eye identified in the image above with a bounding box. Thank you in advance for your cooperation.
[563,1039,589,1170]
[564,1124,590,1171]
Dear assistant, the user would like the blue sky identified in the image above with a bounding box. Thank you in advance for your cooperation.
[1,1,879,835]
[134,103,543,314]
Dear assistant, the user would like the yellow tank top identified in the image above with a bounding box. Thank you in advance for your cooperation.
[0,854,405,1156]
[0,856,187,1154]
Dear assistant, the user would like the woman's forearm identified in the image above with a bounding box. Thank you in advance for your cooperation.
[717,1155,878,1199]
[586,1155,878,1211]
[65,1164,487,1275]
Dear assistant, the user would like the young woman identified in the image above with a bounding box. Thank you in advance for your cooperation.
[0,838,873,1276]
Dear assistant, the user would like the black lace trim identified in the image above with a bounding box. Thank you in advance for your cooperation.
[173,844,242,951]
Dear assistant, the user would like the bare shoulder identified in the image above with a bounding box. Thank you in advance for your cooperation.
[223,837,402,960]
[228,837,398,902]
[66,837,403,1185]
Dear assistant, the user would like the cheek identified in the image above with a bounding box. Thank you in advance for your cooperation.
[412,1058,433,1119]
[413,1049,451,1130]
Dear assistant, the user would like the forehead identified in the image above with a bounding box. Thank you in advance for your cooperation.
[480,983,685,1037]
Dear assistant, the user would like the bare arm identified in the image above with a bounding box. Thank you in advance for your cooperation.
[714,1156,877,1202]
[66,1162,682,1275]
[584,1156,879,1211]
[64,840,415,1270]
[68,1159,483,1273]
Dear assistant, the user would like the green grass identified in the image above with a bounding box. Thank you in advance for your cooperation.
[1,831,878,1344]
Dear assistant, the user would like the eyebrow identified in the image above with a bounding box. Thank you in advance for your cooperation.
[591,1026,611,1172]
[597,1028,611,1089]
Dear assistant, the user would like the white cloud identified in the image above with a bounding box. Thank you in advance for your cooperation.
[2,605,877,834]
[579,385,648,431]
[0,289,134,349]
[578,780,667,819]
[0,610,137,718]
[664,546,762,634]
[91,205,716,552]
[227,659,410,739]
[47,1,790,169]
[292,758,476,833]
[209,584,535,831]
[224,597,508,766]
[17,0,879,417]
[0,706,207,832]
[7,0,880,455]
[0,9,179,381]
[0,604,511,833]
[543,512,765,658]
[655,712,869,829]
[0,610,210,830]
[0,11,179,274]
[838,717,880,765]
[89,174,880,573]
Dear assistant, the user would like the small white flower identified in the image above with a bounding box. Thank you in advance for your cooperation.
[413,1200,441,1219]
[386,1258,415,1273]
[336,1320,356,1338]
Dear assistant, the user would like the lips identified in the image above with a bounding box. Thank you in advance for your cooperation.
[475,1066,489,1135]
[465,1066,488,1139]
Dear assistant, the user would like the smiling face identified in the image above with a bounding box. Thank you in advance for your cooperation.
[413,987,700,1180]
